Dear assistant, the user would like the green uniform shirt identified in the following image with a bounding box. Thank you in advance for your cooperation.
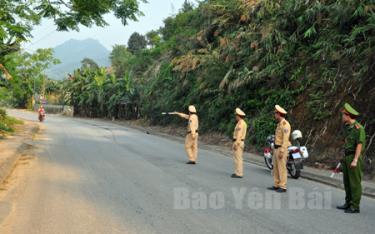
[343,121,366,155]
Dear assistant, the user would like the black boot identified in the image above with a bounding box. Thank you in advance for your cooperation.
[336,204,350,210]
[267,186,279,191]
[276,188,287,193]
[345,207,360,214]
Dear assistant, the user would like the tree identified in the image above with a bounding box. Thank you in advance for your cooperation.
[81,58,99,70]
[181,0,194,13]
[0,0,145,60]
[3,49,59,107]
[110,45,134,78]
[127,32,147,54]
[146,30,161,48]
[64,64,139,119]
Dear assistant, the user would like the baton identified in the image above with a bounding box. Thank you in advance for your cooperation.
[330,162,341,178]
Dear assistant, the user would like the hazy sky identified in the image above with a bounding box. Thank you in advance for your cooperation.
[23,0,187,52]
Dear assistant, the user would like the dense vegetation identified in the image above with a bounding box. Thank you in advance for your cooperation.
[64,61,139,119]
[0,49,60,108]
[64,0,375,177]
[1,0,145,132]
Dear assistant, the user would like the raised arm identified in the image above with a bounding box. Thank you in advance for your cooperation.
[170,112,189,120]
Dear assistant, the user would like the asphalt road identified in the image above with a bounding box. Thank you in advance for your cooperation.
[1,110,375,234]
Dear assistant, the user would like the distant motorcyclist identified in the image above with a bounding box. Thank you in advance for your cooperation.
[38,105,46,122]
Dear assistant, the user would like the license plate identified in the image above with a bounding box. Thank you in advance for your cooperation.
[292,153,302,159]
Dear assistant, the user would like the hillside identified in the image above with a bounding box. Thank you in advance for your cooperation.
[64,0,375,177]
[46,39,110,80]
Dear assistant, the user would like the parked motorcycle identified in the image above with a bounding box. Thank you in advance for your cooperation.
[263,130,309,179]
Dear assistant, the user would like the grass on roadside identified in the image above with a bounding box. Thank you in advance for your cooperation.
[0,108,23,136]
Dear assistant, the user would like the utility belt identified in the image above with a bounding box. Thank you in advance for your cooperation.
[187,130,199,134]
[233,139,244,142]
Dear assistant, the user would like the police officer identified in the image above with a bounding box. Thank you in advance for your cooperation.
[268,105,291,193]
[171,105,199,164]
[337,103,366,214]
[231,108,247,178]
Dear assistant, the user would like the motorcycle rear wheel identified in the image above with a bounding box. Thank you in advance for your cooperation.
[264,157,273,170]
[288,162,301,179]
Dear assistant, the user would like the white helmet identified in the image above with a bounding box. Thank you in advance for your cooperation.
[292,130,303,140]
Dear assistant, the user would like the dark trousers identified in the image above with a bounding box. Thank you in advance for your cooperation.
[341,155,363,209]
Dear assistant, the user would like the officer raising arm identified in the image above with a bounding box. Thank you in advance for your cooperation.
[170,105,199,164]
[337,103,366,214]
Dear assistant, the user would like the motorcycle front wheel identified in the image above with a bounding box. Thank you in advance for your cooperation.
[264,157,273,170]
[288,161,301,179]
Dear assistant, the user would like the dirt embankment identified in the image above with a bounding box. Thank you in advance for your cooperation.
[0,120,40,184]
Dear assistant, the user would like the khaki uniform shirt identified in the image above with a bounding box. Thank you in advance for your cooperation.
[233,119,247,144]
[187,114,199,138]
[275,118,291,151]
[176,112,199,138]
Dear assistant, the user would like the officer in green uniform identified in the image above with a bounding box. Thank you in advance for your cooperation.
[337,103,366,214]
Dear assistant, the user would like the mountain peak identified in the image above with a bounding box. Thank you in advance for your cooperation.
[46,38,110,80]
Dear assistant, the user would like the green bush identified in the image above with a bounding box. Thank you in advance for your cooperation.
[0,108,6,119]
[0,108,23,134]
